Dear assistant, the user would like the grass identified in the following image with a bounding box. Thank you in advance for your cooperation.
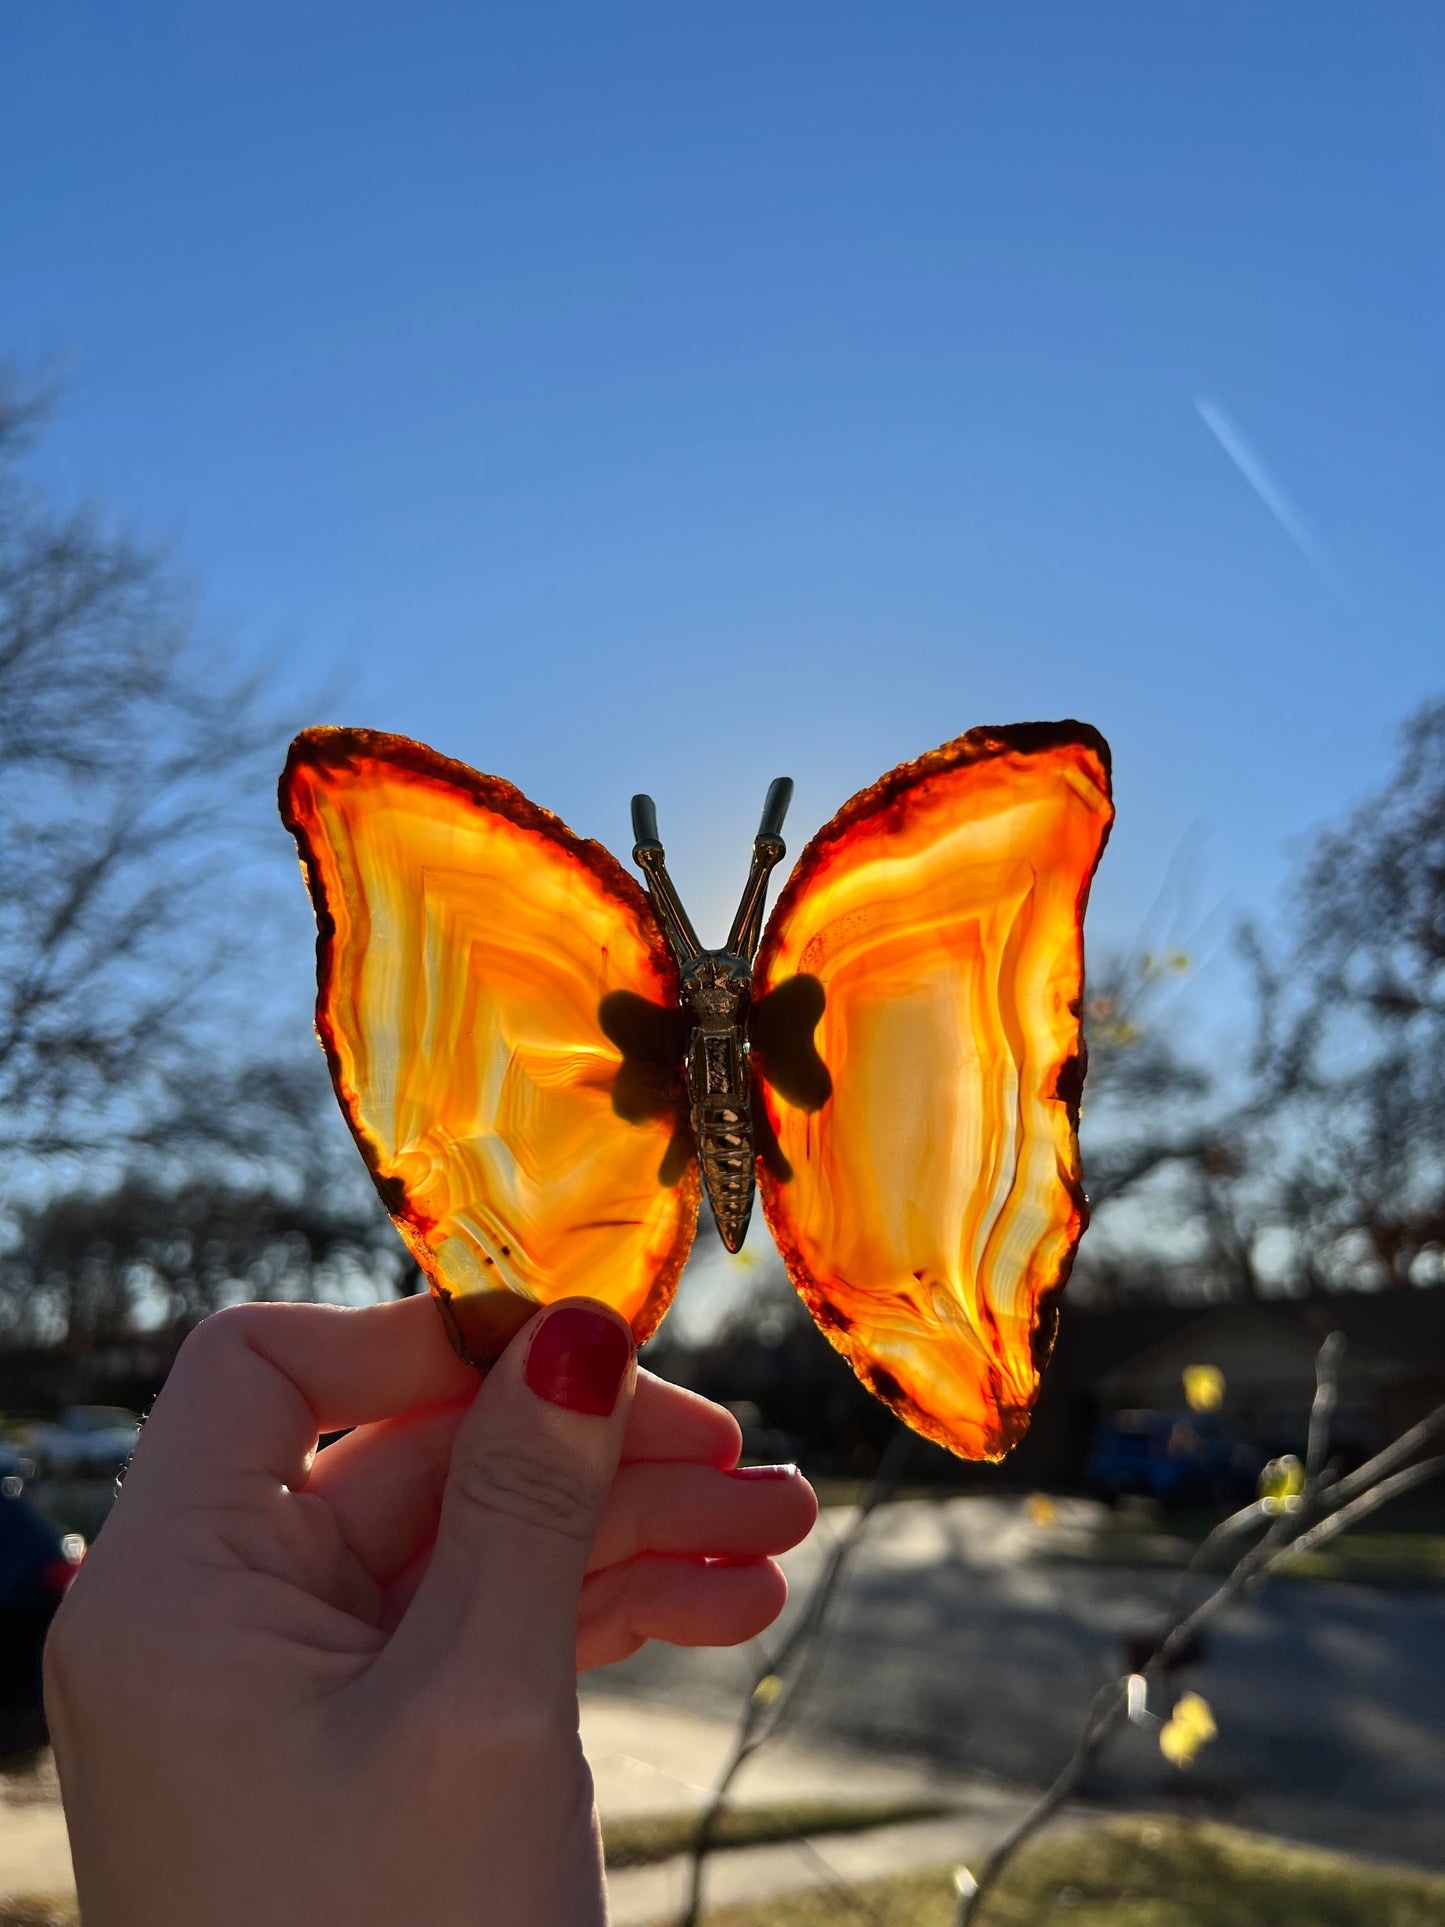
[804,1485,1445,1586]
[1052,1517,1445,1587]
[804,1478,961,1510]
[1033,1487,1445,1589]
[686,1814,1445,1926]
[8,1813,1445,1925]
[601,1797,947,1868]
[1273,1531,1445,1585]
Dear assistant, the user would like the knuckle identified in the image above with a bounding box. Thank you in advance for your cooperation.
[178,1301,263,1369]
[447,1443,597,1545]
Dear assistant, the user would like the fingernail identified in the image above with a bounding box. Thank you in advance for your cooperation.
[524,1305,634,1418]
[726,1463,797,1481]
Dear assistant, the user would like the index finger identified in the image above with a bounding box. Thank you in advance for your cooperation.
[121,1296,738,1512]
[301,1368,743,1584]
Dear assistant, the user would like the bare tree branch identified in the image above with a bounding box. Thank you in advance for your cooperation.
[676,1429,915,1927]
[953,1337,1444,1924]
[0,372,301,1194]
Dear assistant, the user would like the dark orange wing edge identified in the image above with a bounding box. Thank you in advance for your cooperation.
[278,724,698,1361]
[755,718,1115,1457]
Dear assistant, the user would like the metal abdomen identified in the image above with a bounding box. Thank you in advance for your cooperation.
[687,1021,754,1252]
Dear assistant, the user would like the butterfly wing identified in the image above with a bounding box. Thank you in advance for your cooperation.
[281,728,699,1366]
[751,722,1114,1460]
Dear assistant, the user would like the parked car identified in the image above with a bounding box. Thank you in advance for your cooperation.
[26,1405,141,1478]
[1084,1409,1266,1507]
[0,1486,83,1757]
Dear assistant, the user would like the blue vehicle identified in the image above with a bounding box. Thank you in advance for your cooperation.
[1084,1409,1266,1507]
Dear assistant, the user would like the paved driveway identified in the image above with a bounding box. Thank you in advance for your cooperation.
[584,1496,1445,1869]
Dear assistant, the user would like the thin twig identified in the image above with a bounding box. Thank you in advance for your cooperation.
[1160,1495,1268,1629]
[676,1429,914,1927]
[951,1677,1125,1925]
[787,1831,896,1927]
[1266,1456,1445,1571]
[663,1334,1443,1927]
[1304,1329,1345,1480]
[954,1331,1445,1925]
[1325,1403,1445,1511]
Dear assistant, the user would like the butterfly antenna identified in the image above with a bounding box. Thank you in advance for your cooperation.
[727,776,793,963]
[631,793,704,967]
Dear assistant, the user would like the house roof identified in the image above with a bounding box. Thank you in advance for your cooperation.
[1051,1288,1445,1397]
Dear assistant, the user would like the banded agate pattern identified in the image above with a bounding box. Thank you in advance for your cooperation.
[754,724,1113,1459]
[281,729,698,1365]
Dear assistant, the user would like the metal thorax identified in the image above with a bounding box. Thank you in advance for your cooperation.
[630,778,793,1252]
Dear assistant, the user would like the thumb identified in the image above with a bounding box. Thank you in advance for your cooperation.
[385,1298,637,1713]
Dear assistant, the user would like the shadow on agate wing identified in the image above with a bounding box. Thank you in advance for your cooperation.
[436,1279,538,1371]
[747,722,1114,1461]
[599,977,835,1192]
[749,973,833,1111]
[597,989,695,1186]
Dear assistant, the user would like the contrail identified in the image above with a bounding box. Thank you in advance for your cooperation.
[1194,395,1328,573]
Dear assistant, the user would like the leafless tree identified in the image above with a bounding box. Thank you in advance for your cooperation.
[0,373,300,1187]
[1249,698,1445,1290]
[1075,697,1445,1303]
[0,371,396,1344]
[0,1163,397,1352]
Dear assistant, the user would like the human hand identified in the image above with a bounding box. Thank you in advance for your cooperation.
[45,1294,817,1927]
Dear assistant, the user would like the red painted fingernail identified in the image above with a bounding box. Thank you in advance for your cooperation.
[524,1306,634,1418]
[726,1463,797,1481]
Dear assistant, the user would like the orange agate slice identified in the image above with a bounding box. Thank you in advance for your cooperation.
[280,729,699,1365]
[752,723,1114,1460]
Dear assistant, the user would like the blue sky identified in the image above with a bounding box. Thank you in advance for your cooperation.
[4,3,1442,1017]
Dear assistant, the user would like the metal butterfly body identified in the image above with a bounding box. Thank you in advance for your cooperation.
[623,776,820,1255]
[281,721,1113,1460]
